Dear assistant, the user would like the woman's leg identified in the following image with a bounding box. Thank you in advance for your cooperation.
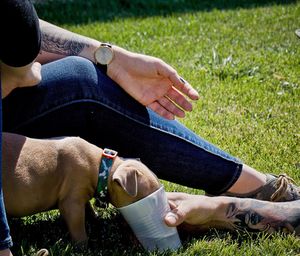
[0,57,291,196]
[228,165,266,193]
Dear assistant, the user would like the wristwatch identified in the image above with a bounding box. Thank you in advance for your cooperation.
[94,43,114,74]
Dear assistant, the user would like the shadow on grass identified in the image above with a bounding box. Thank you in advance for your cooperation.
[34,0,297,25]
[8,206,220,255]
[8,208,145,256]
[8,206,284,255]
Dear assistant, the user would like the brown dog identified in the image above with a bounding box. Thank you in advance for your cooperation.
[2,132,160,244]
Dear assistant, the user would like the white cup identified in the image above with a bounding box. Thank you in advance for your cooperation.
[118,186,182,251]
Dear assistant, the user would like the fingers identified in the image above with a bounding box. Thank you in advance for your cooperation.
[172,74,199,101]
[156,60,199,101]
[148,101,175,120]
[165,87,193,112]
[165,192,191,227]
[148,88,193,119]
[158,95,185,118]
[168,200,178,210]
[155,61,199,117]
[164,206,187,227]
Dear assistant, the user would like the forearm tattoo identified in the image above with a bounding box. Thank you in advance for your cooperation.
[225,200,300,235]
[41,24,90,56]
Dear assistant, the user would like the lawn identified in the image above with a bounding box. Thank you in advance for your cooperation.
[10,0,300,255]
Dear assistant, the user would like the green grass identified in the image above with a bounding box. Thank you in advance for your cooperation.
[10,0,300,255]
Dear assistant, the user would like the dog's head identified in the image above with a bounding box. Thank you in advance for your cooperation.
[108,159,161,208]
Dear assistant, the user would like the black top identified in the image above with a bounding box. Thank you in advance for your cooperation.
[0,0,41,67]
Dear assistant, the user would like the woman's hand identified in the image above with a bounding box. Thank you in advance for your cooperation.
[164,192,218,227]
[1,61,42,98]
[108,46,199,120]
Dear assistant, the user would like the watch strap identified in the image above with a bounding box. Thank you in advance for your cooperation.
[96,62,107,74]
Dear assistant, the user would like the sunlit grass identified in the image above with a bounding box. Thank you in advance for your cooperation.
[10,1,300,255]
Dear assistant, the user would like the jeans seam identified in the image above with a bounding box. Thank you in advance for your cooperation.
[149,120,243,165]
[108,95,243,166]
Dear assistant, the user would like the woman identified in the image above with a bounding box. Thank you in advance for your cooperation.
[1,1,299,255]
[1,0,42,255]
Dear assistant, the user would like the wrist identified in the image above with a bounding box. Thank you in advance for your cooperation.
[94,43,123,74]
[210,196,232,222]
[184,195,220,226]
[77,38,100,63]
[106,45,134,78]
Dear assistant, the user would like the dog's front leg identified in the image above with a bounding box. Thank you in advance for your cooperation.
[59,198,88,245]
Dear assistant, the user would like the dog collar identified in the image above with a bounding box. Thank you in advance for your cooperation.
[95,148,118,201]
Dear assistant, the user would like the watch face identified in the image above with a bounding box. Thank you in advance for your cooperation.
[95,46,113,65]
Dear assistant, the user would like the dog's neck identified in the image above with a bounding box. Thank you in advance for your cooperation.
[94,151,122,203]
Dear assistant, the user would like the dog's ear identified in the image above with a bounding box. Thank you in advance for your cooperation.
[112,167,141,197]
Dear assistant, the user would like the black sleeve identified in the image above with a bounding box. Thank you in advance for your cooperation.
[0,0,41,67]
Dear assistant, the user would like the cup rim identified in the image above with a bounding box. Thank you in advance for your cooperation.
[117,185,164,210]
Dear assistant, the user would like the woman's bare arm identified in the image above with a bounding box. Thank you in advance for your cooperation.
[165,193,300,235]
[36,19,199,120]
[213,197,300,234]
[37,19,99,64]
